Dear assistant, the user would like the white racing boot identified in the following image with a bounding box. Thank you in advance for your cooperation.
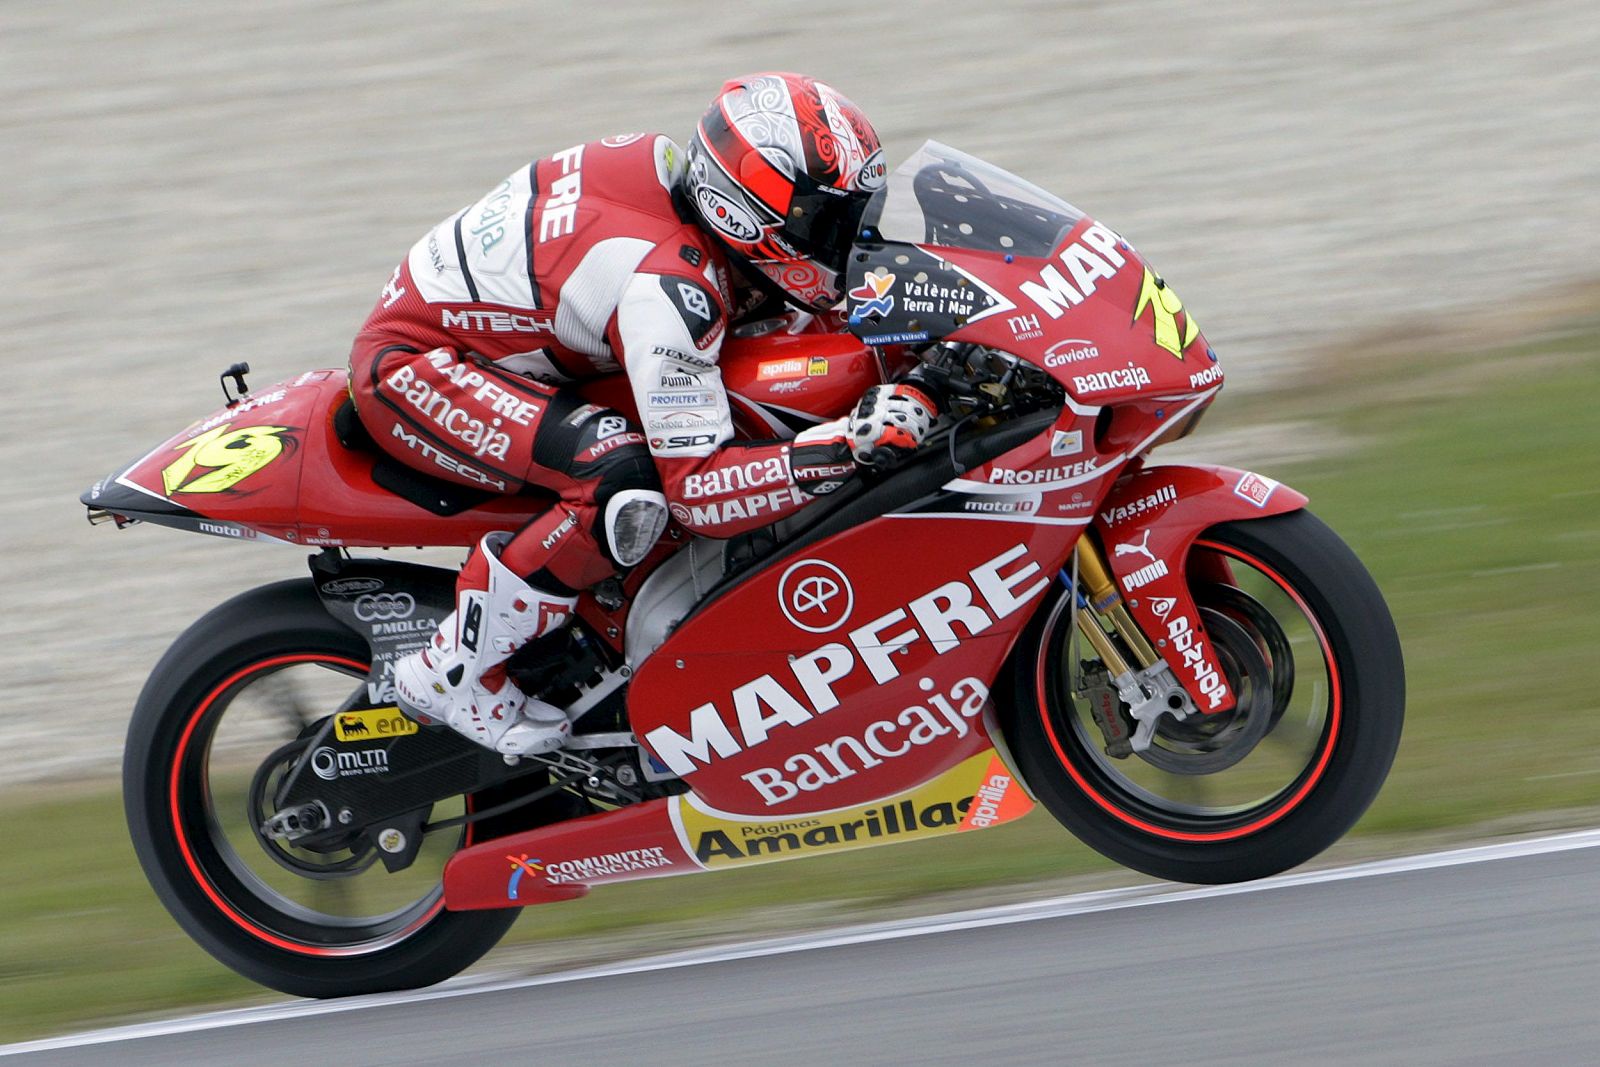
[393,532,578,757]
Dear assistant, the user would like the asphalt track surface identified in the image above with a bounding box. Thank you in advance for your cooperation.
[9,831,1600,1065]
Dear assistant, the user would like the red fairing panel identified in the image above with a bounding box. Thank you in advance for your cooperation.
[934,219,1221,408]
[628,516,1082,816]
[1095,464,1307,714]
[443,799,696,911]
[102,373,543,548]
[442,747,1036,910]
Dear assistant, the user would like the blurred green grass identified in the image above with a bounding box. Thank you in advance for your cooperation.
[4,316,1596,1043]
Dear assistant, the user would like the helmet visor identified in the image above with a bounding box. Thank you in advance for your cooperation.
[782,175,872,276]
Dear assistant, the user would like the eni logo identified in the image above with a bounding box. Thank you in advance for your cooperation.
[506,854,545,900]
[162,424,289,494]
[334,708,419,742]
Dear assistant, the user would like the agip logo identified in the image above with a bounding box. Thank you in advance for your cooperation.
[334,707,419,742]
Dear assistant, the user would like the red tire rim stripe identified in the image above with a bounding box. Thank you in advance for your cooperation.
[1037,541,1343,842]
[168,652,454,956]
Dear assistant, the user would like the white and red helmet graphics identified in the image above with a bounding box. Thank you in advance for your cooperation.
[686,72,885,312]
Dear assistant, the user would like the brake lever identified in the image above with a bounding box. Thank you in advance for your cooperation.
[857,447,903,473]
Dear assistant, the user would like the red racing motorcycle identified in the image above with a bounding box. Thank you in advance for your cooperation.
[84,143,1403,998]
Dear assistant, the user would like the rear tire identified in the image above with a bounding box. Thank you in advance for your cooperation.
[996,509,1404,884]
[124,580,520,998]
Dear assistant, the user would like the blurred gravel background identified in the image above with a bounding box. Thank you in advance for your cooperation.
[3,0,1597,790]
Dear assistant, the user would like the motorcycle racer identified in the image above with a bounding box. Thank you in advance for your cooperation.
[349,72,939,758]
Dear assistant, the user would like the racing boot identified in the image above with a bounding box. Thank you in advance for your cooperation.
[392,532,577,757]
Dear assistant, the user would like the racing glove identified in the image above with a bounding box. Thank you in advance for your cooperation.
[848,383,939,469]
[787,382,942,496]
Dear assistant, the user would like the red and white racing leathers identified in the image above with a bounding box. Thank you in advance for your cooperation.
[349,133,819,593]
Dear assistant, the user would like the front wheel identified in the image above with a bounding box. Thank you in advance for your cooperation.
[996,509,1404,884]
[123,580,519,998]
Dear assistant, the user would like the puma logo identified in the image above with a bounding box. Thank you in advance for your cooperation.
[1114,530,1156,564]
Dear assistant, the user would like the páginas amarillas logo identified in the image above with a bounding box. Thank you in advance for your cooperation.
[642,544,1048,777]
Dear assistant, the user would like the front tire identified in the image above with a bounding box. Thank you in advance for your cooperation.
[124,580,519,998]
[997,509,1404,884]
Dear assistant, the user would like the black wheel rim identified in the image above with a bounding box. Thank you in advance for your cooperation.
[1033,539,1344,840]
[169,652,468,954]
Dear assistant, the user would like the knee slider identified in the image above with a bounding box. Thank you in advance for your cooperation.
[602,489,668,567]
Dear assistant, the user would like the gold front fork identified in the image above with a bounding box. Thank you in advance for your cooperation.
[1072,535,1162,672]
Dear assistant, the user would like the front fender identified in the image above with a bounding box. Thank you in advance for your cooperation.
[1094,465,1306,714]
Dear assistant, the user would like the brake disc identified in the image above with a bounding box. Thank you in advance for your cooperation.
[1197,582,1296,726]
[1136,608,1274,775]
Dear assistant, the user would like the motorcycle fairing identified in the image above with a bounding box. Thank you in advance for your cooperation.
[82,333,889,550]
[309,554,459,707]
[847,143,1222,407]
[626,516,1070,818]
[620,397,1160,819]
[82,375,318,542]
[1094,464,1308,714]
[442,748,1031,909]
[83,372,546,548]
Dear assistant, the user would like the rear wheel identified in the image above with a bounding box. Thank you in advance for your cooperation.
[997,509,1404,884]
[124,580,520,998]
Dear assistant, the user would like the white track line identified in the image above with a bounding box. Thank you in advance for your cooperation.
[7,827,1600,1058]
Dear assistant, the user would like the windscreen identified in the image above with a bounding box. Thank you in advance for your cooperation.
[857,141,1084,257]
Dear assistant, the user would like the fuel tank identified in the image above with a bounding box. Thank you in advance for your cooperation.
[572,326,884,439]
[719,328,883,435]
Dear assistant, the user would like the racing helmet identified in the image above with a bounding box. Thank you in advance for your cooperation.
[685,72,885,312]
